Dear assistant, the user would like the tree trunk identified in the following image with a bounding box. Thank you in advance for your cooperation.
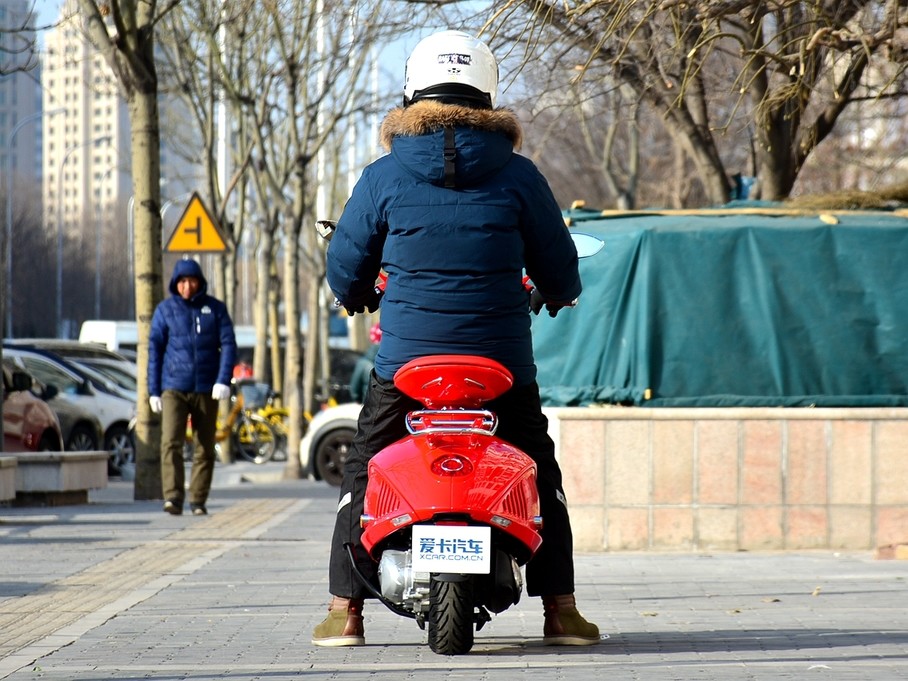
[281,200,305,480]
[129,88,165,501]
[253,227,272,382]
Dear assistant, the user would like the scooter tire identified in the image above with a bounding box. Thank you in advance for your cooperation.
[428,577,474,655]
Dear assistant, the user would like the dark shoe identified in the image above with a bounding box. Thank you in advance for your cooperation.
[190,504,207,516]
[542,594,600,646]
[312,596,365,647]
[163,500,183,516]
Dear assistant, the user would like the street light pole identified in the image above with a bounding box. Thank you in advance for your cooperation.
[4,107,65,338]
[56,135,111,337]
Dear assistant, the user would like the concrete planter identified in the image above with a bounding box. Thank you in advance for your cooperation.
[0,456,17,502]
[13,451,108,506]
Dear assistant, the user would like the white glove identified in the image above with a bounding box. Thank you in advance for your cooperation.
[149,396,163,414]
[212,383,231,400]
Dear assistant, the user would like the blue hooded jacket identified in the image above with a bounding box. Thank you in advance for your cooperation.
[148,258,237,396]
[326,101,580,386]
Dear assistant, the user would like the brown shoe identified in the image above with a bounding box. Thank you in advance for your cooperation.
[542,594,600,645]
[312,596,365,647]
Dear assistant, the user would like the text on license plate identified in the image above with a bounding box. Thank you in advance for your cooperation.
[411,525,491,574]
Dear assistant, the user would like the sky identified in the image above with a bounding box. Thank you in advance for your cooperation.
[31,0,62,45]
[35,1,62,26]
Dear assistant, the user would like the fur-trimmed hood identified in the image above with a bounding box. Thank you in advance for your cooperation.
[379,101,524,188]
[380,101,523,151]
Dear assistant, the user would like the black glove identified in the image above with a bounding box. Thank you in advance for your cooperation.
[343,287,383,316]
[529,289,570,318]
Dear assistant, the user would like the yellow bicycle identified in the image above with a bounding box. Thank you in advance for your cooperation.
[185,386,279,464]
[233,381,288,462]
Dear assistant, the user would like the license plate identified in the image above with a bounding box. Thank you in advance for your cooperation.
[411,525,491,574]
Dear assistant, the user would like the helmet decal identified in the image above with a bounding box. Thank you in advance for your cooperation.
[438,53,472,65]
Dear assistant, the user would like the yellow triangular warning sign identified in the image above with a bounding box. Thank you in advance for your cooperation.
[165,192,229,253]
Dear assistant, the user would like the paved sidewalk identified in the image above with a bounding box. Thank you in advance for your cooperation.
[1,462,907,680]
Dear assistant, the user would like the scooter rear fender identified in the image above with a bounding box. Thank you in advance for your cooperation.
[361,432,542,556]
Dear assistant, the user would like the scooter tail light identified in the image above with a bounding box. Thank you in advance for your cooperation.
[431,454,473,477]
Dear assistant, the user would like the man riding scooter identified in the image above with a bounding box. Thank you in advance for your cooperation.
[313,29,599,648]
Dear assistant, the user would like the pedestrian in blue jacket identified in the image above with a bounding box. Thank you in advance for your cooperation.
[148,258,237,516]
[313,30,598,648]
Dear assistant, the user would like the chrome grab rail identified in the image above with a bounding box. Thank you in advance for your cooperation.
[405,409,498,435]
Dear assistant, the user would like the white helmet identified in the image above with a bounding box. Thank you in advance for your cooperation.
[403,30,499,109]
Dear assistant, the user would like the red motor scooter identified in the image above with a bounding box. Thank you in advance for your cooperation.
[318,220,603,655]
[350,354,542,655]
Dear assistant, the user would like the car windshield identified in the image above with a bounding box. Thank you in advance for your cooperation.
[15,356,82,395]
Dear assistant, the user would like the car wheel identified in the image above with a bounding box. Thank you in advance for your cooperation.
[67,423,99,451]
[106,424,136,474]
[314,427,355,487]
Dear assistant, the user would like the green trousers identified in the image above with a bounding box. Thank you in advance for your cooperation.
[160,390,218,507]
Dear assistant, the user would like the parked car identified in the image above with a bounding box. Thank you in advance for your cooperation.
[39,385,106,453]
[4,356,105,455]
[4,339,136,375]
[3,345,135,473]
[10,340,140,403]
[2,360,64,452]
[299,402,361,487]
[318,348,360,404]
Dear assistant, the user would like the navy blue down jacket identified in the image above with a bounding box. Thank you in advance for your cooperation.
[148,258,237,396]
[327,101,580,386]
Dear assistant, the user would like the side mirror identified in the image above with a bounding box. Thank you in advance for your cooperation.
[571,232,604,258]
[11,370,31,392]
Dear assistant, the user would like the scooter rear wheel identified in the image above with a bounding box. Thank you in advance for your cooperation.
[428,576,474,655]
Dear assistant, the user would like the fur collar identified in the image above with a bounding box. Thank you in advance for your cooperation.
[380,101,523,152]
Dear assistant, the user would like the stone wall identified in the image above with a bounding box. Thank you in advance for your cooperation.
[548,407,908,552]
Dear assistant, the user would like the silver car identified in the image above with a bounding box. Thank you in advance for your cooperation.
[3,346,136,474]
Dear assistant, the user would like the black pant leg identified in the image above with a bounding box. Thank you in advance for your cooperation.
[327,371,420,598]
[489,382,576,597]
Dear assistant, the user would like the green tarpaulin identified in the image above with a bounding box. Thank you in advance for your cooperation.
[532,207,908,407]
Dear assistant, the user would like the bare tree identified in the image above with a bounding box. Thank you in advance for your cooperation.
[483,0,908,203]
[159,0,288,391]
[75,0,179,500]
[240,0,396,478]
[0,0,41,74]
[159,0,407,478]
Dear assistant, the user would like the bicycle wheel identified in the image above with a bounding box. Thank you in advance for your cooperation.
[233,412,278,464]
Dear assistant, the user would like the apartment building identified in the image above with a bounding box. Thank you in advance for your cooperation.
[40,0,199,333]
[0,0,42,189]
[41,0,130,253]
